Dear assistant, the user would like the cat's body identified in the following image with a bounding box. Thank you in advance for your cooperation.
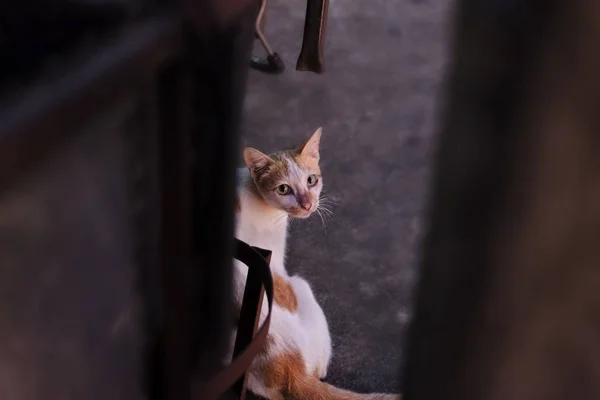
[234,167,332,396]
[229,128,399,400]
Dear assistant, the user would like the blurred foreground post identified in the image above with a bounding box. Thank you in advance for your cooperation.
[403,0,600,399]
[0,0,260,399]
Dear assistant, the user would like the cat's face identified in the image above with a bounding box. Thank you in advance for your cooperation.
[244,128,323,219]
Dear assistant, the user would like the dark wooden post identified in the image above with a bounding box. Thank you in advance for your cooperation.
[158,59,193,400]
[0,1,260,399]
[184,0,259,383]
[403,1,600,399]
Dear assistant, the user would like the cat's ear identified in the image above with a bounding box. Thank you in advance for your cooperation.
[298,127,322,160]
[243,147,273,176]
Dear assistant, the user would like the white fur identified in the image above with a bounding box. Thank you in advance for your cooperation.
[230,168,332,398]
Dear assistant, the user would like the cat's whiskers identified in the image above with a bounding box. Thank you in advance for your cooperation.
[315,208,327,232]
[313,194,338,233]
[288,215,297,228]
[320,208,335,220]
[318,194,340,206]
[319,208,336,225]
[318,195,337,214]
[318,196,339,219]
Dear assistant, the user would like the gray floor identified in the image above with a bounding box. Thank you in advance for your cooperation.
[242,0,451,394]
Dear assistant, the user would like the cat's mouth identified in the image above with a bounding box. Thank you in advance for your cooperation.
[289,208,314,219]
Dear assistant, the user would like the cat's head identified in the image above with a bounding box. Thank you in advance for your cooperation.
[243,127,323,219]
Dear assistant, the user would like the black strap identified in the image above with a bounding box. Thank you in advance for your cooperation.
[192,239,273,399]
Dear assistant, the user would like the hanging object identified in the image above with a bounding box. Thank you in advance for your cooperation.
[250,0,329,75]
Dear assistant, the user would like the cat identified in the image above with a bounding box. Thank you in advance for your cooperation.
[230,127,400,400]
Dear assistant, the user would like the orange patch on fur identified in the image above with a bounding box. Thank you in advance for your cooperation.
[255,154,289,189]
[258,349,306,390]
[272,273,298,312]
[294,152,321,175]
[258,349,401,400]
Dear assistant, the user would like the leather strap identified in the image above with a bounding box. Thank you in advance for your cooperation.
[192,239,273,399]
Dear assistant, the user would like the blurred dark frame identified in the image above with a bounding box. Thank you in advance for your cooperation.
[0,0,257,399]
[403,0,600,399]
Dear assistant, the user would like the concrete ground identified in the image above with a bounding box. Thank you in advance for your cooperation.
[241,0,452,395]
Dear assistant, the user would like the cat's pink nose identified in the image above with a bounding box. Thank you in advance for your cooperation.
[300,201,312,211]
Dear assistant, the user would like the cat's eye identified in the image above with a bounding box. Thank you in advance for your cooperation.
[276,184,290,195]
[307,174,318,186]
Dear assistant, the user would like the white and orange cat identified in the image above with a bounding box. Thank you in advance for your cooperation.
[230,128,400,400]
